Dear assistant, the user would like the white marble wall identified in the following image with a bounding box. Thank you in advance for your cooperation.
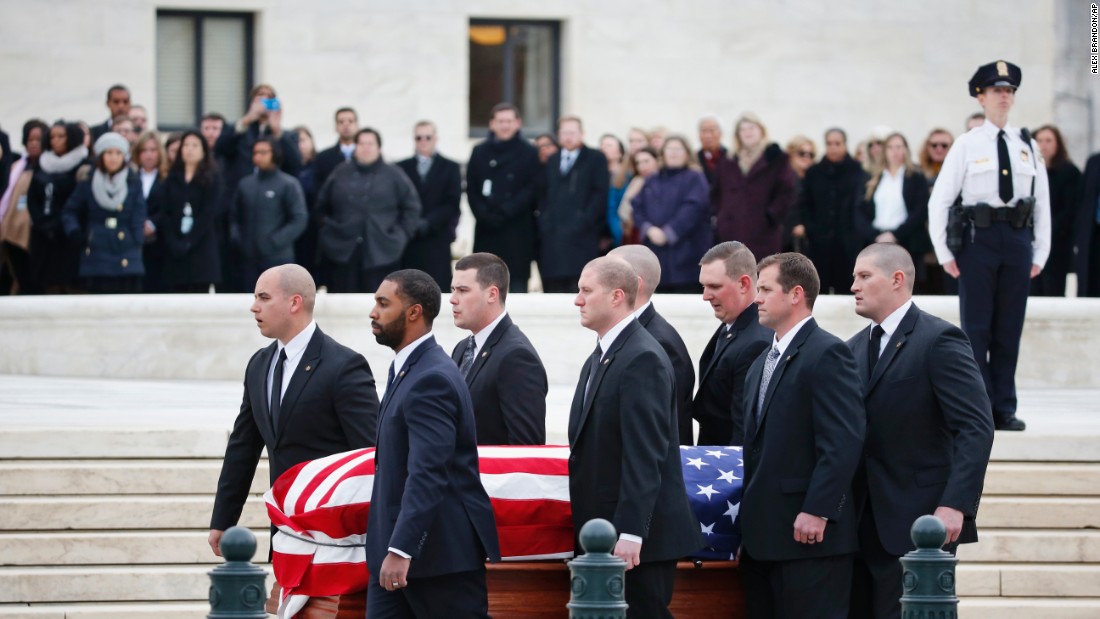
[1,293,1098,389]
[0,0,1056,161]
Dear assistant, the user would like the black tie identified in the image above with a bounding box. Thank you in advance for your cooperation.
[583,343,603,406]
[868,325,885,378]
[997,130,1014,204]
[387,362,395,390]
[459,335,477,377]
[270,348,287,429]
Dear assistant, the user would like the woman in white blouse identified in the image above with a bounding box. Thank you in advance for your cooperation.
[855,132,931,278]
[130,131,168,292]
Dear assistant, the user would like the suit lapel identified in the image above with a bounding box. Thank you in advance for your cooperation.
[465,315,511,385]
[743,353,765,444]
[852,325,872,392]
[380,336,436,418]
[866,304,918,394]
[273,329,325,441]
[571,320,637,443]
[758,319,816,425]
[253,343,278,441]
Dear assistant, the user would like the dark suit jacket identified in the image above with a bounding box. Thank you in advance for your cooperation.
[741,318,865,562]
[397,154,462,288]
[450,314,547,445]
[693,304,772,446]
[568,320,703,562]
[854,170,931,254]
[90,120,110,142]
[367,337,501,579]
[211,327,380,531]
[847,303,993,556]
[313,144,351,195]
[1076,153,1100,296]
[637,303,696,445]
[538,145,610,280]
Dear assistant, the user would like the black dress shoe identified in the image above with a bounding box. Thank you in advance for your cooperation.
[995,416,1026,431]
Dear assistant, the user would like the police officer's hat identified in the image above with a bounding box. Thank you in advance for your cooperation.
[968,60,1022,97]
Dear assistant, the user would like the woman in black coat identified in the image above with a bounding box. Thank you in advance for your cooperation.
[150,130,225,292]
[1031,125,1081,297]
[26,122,89,293]
[855,132,930,281]
[62,132,147,293]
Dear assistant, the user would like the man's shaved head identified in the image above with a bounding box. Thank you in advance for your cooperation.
[856,243,915,292]
[608,245,661,300]
[587,256,639,308]
[272,263,317,313]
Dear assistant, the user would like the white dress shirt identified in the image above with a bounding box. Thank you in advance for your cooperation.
[267,320,317,407]
[140,169,158,199]
[471,310,508,355]
[870,300,912,358]
[928,120,1051,267]
[772,315,814,357]
[872,166,908,232]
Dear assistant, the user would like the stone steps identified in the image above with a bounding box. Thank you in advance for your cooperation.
[0,496,269,531]
[0,531,270,566]
[984,462,1100,496]
[959,598,1100,619]
[0,602,210,619]
[966,529,1100,563]
[0,460,268,495]
[0,566,234,604]
[957,563,1100,597]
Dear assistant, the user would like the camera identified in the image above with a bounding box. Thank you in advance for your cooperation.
[262,98,281,112]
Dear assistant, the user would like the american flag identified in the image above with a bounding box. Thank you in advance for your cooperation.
[264,445,573,619]
[680,445,744,561]
[264,444,742,618]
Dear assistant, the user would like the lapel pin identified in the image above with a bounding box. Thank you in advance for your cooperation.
[304,365,312,371]
[399,370,406,377]
[786,356,792,361]
[725,333,733,339]
[481,352,488,358]
[602,359,610,365]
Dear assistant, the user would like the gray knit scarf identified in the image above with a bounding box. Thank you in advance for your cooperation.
[92,168,129,212]
[38,146,89,174]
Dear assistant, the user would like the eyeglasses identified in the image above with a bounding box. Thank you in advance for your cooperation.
[415,135,434,141]
[796,151,815,159]
[929,142,950,150]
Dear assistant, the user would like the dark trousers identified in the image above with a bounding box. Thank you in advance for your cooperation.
[366,567,488,619]
[850,505,902,619]
[1,242,29,295]
[328,245,397,293]
[807,237,853,295]
[741,548,854,619]
[956,222,1032,422]
[1086,225,1100,297]
[541,277,577,293]
[626,559,677,619]
[83,275,143,294]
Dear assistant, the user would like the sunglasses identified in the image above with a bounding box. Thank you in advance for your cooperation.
[796,151,815,158]
[415,135,434,141]
[929,142,950,150]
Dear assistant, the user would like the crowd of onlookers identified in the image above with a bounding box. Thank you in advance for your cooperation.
[1,82,1097,297]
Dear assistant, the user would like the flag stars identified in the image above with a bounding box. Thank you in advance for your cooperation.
[723,500,740,524]
[701,521,715,536]
[705,450,727,459]
[686,457,709,470]
[696,484,719,500]
[716,469,739,484]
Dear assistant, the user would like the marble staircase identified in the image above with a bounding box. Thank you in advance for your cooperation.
[0,413,1098,618]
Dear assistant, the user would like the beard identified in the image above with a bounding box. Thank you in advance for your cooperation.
[373,313,407,349]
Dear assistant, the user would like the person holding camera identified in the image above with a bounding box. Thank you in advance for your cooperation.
[928,60,1051,432]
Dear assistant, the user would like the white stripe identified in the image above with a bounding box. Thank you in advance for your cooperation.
[321,474,374,508]
[313,539,367,565]
[480,472,570,501]
[281,452,352,516]
[477,446,570,460]
[303,452,376,512]
[271,530,318,556]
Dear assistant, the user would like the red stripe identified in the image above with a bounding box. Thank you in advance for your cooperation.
[294,452,373,515]
[476,457,570,475]
[289,503,372,540]
[274,555,368,596]
[312,455,376,509]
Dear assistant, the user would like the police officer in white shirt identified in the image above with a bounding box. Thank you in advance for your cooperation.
[928,60,1051,431]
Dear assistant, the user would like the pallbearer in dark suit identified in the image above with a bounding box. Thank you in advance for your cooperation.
[210,264,380,556]
[608,245,695,445]
[367,269,500,618]
[397,121,462,290]
[449,252,547,445]
[847,243,993,619]
[695,241,773,446]
[568,257,703,619]
[740,253,865,619]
